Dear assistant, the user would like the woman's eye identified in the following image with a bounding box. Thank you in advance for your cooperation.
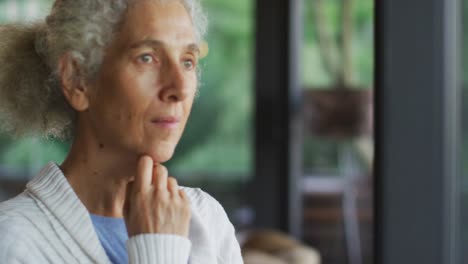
[183,60,195,70]
[138,54,153,63]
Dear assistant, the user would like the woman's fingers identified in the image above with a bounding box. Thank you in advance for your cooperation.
[125,156,191,237]
[153,164,168,191]
[135,155,153,193]
[179,188,188,202]
[167,177,179,197]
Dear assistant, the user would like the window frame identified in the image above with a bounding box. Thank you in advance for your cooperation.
[375,0,462,263]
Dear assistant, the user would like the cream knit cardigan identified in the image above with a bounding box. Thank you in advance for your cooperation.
[0,162,243,264]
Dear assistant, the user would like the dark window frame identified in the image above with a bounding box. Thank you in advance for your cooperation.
[375,0,462,263]
[251,0,303,237]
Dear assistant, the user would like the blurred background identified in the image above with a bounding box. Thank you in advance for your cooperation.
[4,0,468,264]
[0,0,373,264]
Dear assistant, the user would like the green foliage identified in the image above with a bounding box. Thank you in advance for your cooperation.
[0,133,69,170]
[303,0,374,88]
[167,0,254,175]
[354,0,373,28]
[303,135,340,172]
[0,0,53,22]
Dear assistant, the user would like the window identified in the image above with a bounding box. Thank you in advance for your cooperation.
[302,0,374,263]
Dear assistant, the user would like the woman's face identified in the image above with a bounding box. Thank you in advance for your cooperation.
[85,0,199,162]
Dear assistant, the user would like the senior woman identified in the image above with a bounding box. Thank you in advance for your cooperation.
[0,0,243,263]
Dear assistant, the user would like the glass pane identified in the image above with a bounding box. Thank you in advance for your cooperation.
[302,0,374,263]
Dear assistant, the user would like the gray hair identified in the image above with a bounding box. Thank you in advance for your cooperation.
[0,0,207,139]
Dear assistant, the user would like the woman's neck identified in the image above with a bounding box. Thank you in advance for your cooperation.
[60,131,138,218]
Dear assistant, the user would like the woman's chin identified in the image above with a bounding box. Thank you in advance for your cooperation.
[144,147,175,164]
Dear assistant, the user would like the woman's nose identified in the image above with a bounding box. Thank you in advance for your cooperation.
[158,58,189,103]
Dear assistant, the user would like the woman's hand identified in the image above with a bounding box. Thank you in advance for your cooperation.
[124,155,191,238]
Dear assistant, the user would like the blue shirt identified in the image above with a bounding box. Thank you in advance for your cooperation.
[90,214,129,264]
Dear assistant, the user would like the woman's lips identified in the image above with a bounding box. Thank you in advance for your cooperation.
[151,116,180,129]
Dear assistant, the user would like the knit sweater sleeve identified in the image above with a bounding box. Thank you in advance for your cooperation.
[126,234,191,264]
[200,190,244,264]
[125,188,243,264]
[215,214,244,264]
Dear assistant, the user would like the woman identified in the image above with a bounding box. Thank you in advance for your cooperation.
[0,0,243,263]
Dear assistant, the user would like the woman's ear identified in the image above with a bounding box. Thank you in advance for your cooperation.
[58,53,90,111]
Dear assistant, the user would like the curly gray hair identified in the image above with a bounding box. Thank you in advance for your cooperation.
[0,0,207,139]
